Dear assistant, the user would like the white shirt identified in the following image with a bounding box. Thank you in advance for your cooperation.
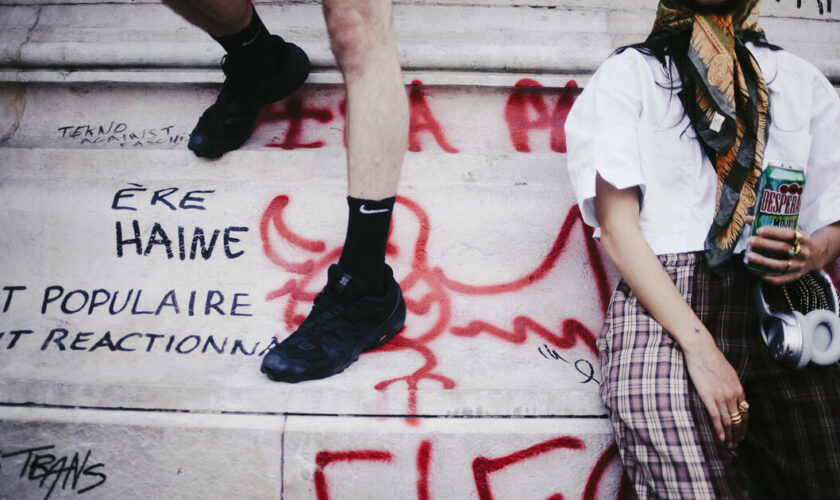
[566,43,840,255]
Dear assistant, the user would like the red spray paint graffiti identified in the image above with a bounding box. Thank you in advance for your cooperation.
[416,440,433,500]
[408,80,459,153]
[257,80,460,153]
[472,436,584,500]
[473,439,632,500]
[504,79,580,153]
[261,194,611,418]
[256,80,579,153]
[257,97,333,150]
[314,449,393,500]
[310,438,630,499]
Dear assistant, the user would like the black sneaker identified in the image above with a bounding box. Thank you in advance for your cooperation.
[188,35,310,158]
[260,264,406,383]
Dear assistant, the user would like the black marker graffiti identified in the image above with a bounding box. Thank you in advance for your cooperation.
[112,184,216,212]
[0,444,107,499]
[57,123,189,148]
[1,286,26,313]
[40,286,252,317]
[37,328,278,357]
[778,0,832,14]
[115,221,249,260]
[538,343,601,385]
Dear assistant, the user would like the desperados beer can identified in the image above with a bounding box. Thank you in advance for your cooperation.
[744,163,806,275]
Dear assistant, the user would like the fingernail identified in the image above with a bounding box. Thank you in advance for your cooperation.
[719,434,725,441]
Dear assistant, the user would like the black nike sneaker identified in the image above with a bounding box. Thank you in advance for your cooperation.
[188,35,310,158]
[260,264,406,383]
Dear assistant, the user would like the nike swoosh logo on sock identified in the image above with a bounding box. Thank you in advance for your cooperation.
[241,30,262,48]
[359,205,390,215]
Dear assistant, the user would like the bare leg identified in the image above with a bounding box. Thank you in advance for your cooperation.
[162,0,251,38]
[260,0,407,383]
[323,0,408,200]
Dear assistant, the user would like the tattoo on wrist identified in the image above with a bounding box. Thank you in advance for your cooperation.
[694,327,702,335]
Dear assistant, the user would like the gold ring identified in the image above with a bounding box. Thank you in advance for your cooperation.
[731,415,743,426]
[739,401,750,414]
[786,260,792,272]
[793,229,804,246]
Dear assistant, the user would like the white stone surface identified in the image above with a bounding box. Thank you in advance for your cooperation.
[0,406,284,499]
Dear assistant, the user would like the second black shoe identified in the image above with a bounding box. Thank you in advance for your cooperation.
[188,35,310,158]
[260,264,406,383]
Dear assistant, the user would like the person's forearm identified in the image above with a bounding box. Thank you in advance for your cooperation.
[594,175,746,445]
[600,225,716,356]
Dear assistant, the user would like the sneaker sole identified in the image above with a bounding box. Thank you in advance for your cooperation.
[260,285,406,383]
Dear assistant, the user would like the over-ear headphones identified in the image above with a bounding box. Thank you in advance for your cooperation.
[754,270,840,369]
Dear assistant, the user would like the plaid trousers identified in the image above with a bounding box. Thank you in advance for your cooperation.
[599,252,840,499]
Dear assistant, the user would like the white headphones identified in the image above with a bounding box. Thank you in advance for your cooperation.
[754,270,840,369]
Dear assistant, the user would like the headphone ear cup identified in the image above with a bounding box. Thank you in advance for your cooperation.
[791,311,810,369]
[802,309,840,366]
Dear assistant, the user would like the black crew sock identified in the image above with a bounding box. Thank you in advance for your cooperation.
[212,8,280,77]
[338,196,396,295]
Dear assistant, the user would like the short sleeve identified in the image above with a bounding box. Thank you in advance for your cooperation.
[566,51,646,231]
[800,70,840,234]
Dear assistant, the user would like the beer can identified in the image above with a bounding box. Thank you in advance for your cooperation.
[743,163,806,275]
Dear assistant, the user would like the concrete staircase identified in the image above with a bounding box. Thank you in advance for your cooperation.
[1,1,837,498]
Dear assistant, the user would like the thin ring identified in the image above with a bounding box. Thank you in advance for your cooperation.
[739,401,750,414]
[786,260,792,272]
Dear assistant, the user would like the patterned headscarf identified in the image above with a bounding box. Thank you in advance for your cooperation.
[653,0,770,273]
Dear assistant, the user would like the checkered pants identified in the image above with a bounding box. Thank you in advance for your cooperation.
[599,252,840,499]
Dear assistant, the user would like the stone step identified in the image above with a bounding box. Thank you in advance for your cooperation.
[0,406,626,499]
[0,78,584,152]
[2,1,838,82]
[0,143,610,416]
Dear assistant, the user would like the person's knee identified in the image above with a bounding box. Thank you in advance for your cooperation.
[324,3,385,77]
